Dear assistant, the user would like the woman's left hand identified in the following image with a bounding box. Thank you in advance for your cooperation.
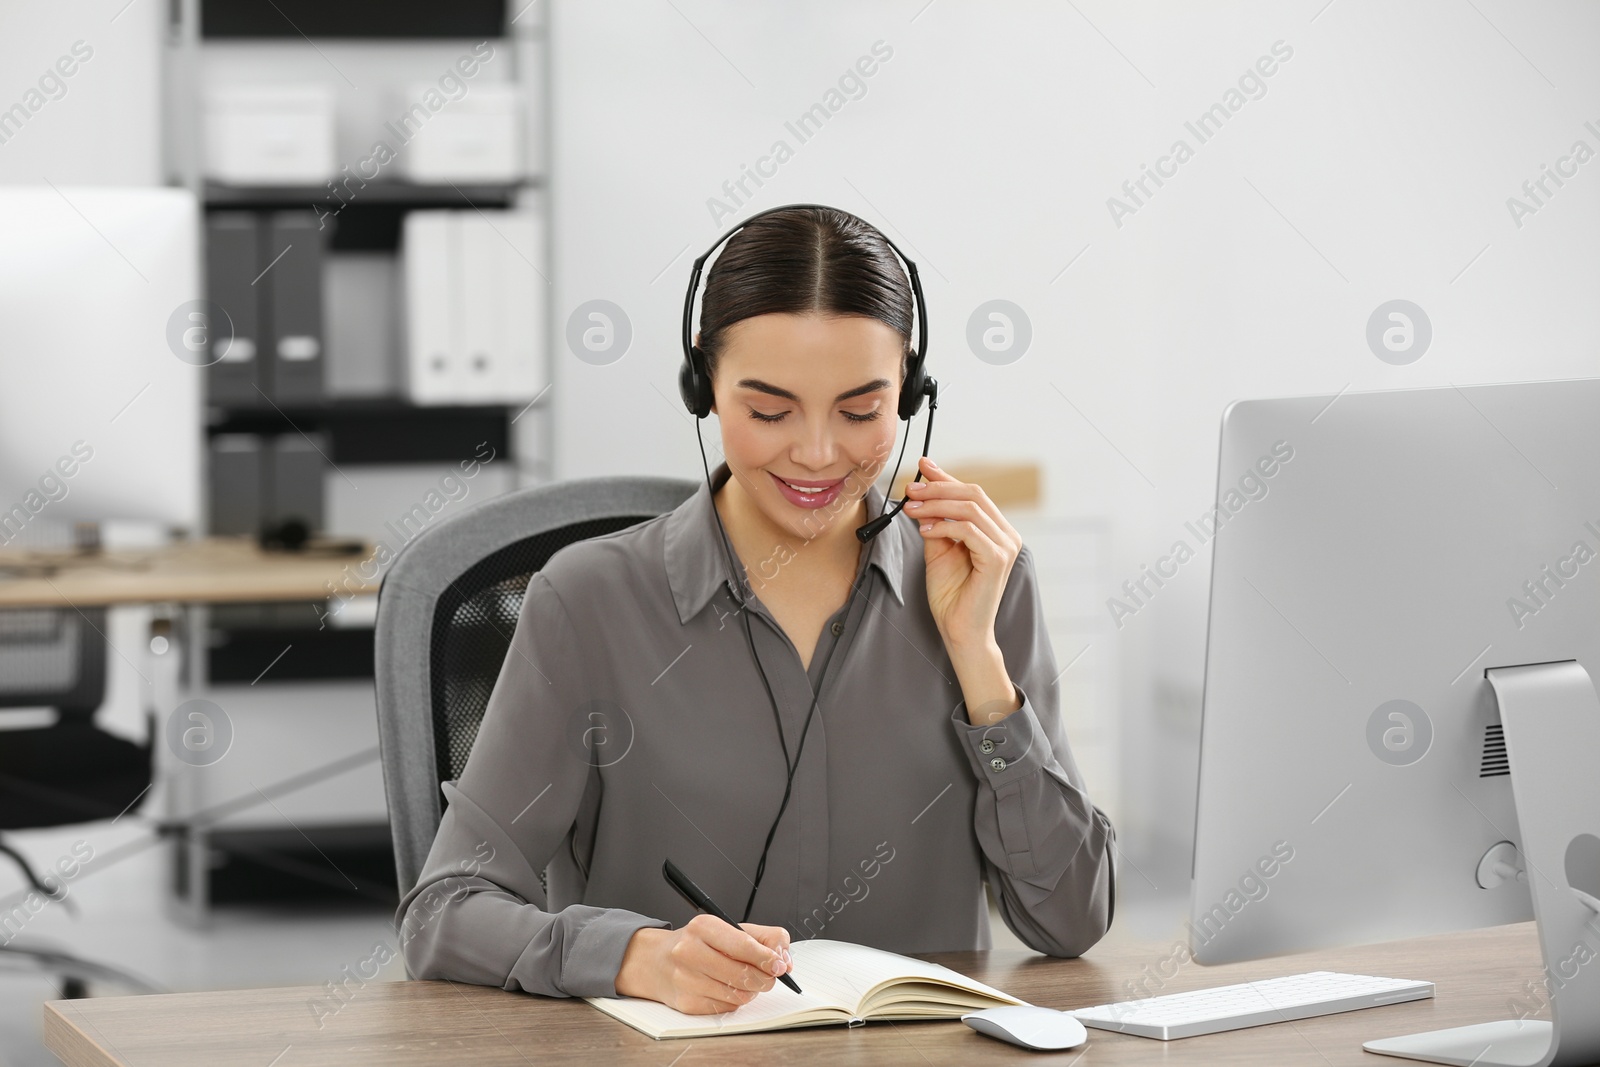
[905,455,1022,652]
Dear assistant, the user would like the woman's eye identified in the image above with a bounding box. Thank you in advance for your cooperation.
[748,409,882,424]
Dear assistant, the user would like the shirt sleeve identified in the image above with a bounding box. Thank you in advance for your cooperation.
[394,569,672,998]
[946,542,1117,958]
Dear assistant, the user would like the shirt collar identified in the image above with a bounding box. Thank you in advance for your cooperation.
[664,460,907,625]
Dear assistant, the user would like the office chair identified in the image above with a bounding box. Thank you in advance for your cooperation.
[0,607,162,997]
[374,475,696,901]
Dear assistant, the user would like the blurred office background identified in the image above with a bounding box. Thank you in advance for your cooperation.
[0,0,1596,1063]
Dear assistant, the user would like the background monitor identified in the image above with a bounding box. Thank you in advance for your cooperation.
[1190,377,1600,966]
[0,186,201,541]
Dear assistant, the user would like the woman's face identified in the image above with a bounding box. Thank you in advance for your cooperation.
[709,311,904,544]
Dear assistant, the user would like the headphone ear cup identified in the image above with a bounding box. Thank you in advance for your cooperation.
[898,352,926,420]
[680,347,713,418]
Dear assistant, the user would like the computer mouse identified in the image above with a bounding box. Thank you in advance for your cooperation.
[961,1004,1088,1050]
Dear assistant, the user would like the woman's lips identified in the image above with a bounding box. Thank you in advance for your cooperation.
[769,471,845,508]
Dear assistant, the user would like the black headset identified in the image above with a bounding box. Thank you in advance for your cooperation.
[680,202,938,544]
[678,203,938,923]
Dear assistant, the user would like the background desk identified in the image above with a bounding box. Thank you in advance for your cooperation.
[0,536,385,925]
[0,536,378,608]
[44,921,1548,1066]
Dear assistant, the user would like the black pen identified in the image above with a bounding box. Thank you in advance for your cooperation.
[662,858,802,994]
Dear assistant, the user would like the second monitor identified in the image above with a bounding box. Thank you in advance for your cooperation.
[1190,377,1600,1066]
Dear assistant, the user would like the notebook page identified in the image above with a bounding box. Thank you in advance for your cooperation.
[586,984,845,1038]
[789,940,1020,1009]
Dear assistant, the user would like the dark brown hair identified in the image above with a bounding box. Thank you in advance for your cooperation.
[697,206,913,384]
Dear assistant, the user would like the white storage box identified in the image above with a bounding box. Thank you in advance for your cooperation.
[401,209,545,404]
[393,83,522,183]
[204,85,336,185]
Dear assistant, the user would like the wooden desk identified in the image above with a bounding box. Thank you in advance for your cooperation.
[1,536,384,927]
[0,536,378,608]
[44,922,1549,1066]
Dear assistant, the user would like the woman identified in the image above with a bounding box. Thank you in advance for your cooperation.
[396,206,1115,1016]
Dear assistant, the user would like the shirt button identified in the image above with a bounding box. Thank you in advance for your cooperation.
[989,756,1007,772]
[830,621,844,636]
[979,739,995,754]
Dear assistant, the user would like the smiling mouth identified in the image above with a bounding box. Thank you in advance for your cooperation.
[771,473,845,495]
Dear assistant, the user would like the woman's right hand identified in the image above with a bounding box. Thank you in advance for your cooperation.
[614,914,793,1014]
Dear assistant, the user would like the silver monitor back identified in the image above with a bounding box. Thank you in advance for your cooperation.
[0,186,201,538]
[1190,377,1600,965]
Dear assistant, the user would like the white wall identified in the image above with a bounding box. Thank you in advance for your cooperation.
[548,0,1600,873]
[0,0,163,185]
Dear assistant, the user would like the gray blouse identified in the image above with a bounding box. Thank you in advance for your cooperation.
[395,460,1116,999]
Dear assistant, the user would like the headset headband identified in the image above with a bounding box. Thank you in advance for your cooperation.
[680,203,929,419]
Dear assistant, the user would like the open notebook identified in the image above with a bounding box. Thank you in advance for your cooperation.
[584,938,1026,1039]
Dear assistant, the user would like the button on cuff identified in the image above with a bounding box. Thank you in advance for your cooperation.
[950,686,1053,786]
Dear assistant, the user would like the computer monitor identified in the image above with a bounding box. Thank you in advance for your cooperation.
[0,186,201,542]
[1190,378,1600,1065]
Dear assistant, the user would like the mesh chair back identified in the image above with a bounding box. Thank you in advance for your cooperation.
[0,607,107,716]
[374,476,696,897]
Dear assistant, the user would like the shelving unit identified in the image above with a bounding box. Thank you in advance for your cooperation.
[207,399,512,465]
[156,0,550,922]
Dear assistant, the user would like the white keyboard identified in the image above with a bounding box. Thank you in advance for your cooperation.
[1070,970,1434,1040]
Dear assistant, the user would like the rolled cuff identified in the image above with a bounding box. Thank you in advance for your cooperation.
[949,683,1056,788]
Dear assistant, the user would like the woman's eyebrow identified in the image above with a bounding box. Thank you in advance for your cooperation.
[736,378,892,402]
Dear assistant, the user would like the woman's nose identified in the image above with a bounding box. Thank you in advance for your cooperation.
[790,416,838,468]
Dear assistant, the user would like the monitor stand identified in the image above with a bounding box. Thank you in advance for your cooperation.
[1364,660,1600,1067]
